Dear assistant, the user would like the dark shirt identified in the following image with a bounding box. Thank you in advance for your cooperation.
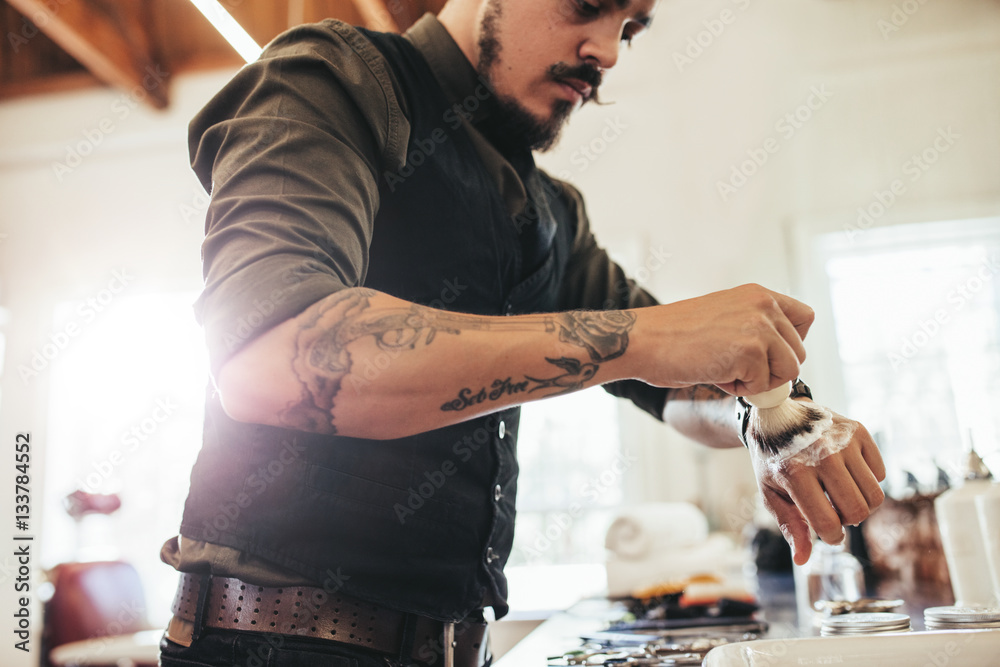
[165,13,667,614]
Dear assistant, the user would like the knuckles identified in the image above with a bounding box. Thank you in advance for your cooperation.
[839,504,870,527]
[801,305,816,328]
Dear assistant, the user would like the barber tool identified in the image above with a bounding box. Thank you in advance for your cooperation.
[737,379,826,455]
[548,635,749,666]
[813,598,904,616]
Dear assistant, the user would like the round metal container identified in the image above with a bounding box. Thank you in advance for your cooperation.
[924,606,1000,630]
[820,612,911,637]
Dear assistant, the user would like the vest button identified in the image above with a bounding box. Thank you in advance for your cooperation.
[486,547,498,563]
[494,485,503,501]
[498,420,506,439]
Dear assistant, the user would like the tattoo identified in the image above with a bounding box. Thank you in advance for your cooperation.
[441,377,531,411]
[275,289,637,430]
[525,357,599,395]
[280,289,467,433]
[553,310,635,362]
[441,311,636,411]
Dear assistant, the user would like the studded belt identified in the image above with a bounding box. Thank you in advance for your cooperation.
[170,573,490,666]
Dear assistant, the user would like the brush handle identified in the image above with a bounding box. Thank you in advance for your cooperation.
[745,381,792,409]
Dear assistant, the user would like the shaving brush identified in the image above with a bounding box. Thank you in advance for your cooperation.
[745,382,827,456]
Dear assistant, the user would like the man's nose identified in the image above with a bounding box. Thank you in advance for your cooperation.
[578,24,621,71]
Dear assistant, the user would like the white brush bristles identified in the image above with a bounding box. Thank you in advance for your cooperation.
[748,398,829,456]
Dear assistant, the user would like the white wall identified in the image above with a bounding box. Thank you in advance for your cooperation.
[1,0,999,664]
[536,0,1000,529]
[0,69,235,667]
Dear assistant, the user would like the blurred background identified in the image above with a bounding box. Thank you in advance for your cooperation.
[0,0,998,665]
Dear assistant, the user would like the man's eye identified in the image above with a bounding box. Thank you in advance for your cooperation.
[575,0,601,18]
[621,23,643,45]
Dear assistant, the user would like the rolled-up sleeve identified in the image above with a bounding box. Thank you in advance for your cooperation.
[189,21,409,377]
[554,179,669,421]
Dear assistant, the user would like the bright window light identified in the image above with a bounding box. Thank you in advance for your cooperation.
[43,291,208,626]
[820,218,1000,494]
[507,387,623,610]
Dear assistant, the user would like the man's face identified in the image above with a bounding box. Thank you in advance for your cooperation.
[474,0,656,151]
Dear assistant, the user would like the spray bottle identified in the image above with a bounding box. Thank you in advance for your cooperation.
[934,445,994,607]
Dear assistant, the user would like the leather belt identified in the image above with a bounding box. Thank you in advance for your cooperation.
[170,573,490,666]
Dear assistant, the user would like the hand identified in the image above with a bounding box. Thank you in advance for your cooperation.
[631,284,814,394]
[749,406,886,565]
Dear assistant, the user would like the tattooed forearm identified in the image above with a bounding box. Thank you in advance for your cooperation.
[276,289,638,430]
[279,289,469,432]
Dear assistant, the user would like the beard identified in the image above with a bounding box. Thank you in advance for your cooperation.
[476,1,599,153]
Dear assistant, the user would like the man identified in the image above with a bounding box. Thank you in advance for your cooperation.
[160,1,886,666]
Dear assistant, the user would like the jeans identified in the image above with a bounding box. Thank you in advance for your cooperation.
[159,629,436,667]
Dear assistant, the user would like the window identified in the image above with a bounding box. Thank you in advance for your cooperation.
[42,292,207,626]
[505,387,626,611]
[819,218,1000,493]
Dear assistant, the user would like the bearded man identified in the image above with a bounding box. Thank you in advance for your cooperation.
[159,1,885,665]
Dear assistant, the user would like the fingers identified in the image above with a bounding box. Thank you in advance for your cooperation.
[761,487,813,565]
[773,314,807,365]
[818,457,874,526]
[841,426,886,509]
[859,427,886,482]
[765,339,802,392]
[733,286,807,395]
[784,471,845,547]
[733,339,798,396]
[768,289,815,341]
[844,450,886,511]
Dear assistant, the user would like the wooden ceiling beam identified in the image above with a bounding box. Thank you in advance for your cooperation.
[5,0,169,108]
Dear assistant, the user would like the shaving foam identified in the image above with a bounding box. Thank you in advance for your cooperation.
[761,404,855,467]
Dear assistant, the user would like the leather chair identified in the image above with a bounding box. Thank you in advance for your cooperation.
[43,493,161,667]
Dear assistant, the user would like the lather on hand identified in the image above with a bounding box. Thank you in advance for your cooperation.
[651,284,886,564]
[747,404,885,565]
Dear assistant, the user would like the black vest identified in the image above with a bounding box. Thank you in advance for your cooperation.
[181,28,576,621]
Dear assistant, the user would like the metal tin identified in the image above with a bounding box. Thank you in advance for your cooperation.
[820,612,911,636]
[924,606,1000,630]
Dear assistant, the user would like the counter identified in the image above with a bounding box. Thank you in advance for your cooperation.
[494,572,962,665]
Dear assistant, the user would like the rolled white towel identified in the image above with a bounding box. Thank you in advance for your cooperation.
[605,502,709,560]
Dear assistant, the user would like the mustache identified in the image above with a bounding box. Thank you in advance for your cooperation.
[547,62,604,103]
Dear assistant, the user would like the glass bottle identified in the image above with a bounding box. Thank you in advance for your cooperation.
[793,536,865,629]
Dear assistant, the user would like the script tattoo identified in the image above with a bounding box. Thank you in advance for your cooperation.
[440,310,636,411]
[440,377,531,411]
